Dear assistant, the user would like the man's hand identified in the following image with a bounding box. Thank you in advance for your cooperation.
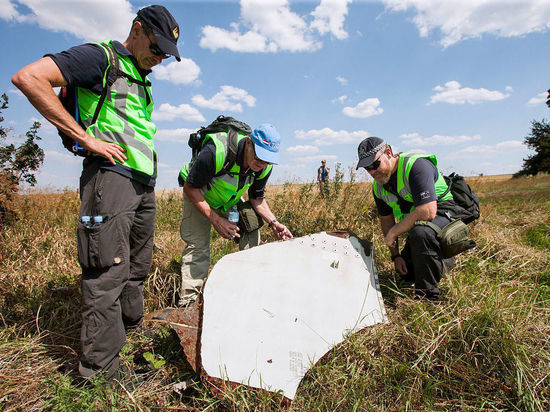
[81,138,127,165]
[394,256,408,276]
[210,213,240,240]
[271,221,293,240]
[384,227,399,249]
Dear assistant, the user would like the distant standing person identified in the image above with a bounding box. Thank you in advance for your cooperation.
[317,160,330,195]
[12,5,181,380]
[356,137,470,300]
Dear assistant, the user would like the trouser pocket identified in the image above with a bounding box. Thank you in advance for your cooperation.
[77,215,124,270]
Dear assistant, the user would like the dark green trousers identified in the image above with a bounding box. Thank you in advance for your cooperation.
[77,165,155,378]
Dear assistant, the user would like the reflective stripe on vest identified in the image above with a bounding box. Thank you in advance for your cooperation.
[373,153,452,221]
[179,131,272,212]
[77,41,157,177]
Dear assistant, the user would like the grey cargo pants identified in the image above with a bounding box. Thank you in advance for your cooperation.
[77,166,155,378]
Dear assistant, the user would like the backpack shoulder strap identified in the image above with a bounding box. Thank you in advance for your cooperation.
[91,44,152,125]
[215,129,240,177]
[437,174,452,200]
[91,43,120,124]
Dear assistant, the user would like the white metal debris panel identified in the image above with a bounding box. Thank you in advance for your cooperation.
[200,231,387,399]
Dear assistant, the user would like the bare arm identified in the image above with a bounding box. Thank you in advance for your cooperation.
[11,57,126,164]
[183,183,238,239]
[250,197,293,240]
[384,200,437,248]
[378,212,409,276]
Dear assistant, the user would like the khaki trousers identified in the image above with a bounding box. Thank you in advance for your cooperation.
[179,192,259,305]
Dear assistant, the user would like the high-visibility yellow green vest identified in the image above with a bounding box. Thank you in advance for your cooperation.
[373,153,452,221]
[179,131,272,212]
[77,41,157,177]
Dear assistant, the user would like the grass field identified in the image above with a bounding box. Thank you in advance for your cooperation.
[0,173,549,411]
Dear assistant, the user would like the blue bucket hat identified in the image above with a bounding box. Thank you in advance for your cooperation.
[250,123,280,164]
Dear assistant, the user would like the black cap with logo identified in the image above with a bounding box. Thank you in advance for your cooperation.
[356,136,386,170]
[137,5,181,61]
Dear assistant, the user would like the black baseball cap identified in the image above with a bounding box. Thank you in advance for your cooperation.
[356,136,386,170]
[137,5,181,61]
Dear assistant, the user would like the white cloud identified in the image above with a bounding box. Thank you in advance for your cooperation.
[342,98,383,118]
[332,95,348,104]
[449,140,526,157]
[199,0,351,53]
[295,128,370,146]
[8,88,24,97]
[44,150,81,165]
[383,0,550,47]
[192,85,256,112]
[429,81,510,105]
[1,0,134,42]
[155,128,197,144]
[336,76,348,85]
[399,132,481,146]
[310,0,351,40]
[293,154,339,163]
[153,59,201,85]
[286,145,319,153]
[153,103,205,122]
[495,140,525,149]
[527,91,547,106]
[157,162,171,169]
[0,0,19,20]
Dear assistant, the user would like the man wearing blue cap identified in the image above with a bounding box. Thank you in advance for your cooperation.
[177,122,293,307]
[12,5,181,380]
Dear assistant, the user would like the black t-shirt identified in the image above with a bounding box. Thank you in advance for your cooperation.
[374,157,439,216]
[180,138,271,200]
[48,41,156,187]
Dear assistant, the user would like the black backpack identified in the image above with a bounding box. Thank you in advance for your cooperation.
[188,115,252,176]
[57,43,151,157]
[438,172,480,224]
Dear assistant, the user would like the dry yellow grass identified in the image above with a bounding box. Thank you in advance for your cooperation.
[0,174,549,410]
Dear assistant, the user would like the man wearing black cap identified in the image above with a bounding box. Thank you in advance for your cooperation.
[356,137,463,300]
[12,5,181,380]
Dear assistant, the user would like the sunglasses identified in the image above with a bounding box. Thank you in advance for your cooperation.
[365,153,383,171]
[147,33,170,59]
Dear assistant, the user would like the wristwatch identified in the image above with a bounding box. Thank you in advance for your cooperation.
[268,219,278,227]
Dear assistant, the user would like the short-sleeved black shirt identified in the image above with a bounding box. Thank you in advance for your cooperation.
[48,41,156,187]
[179,138,271,200]
[374,157,439,216]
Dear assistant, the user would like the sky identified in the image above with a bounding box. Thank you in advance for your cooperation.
[2,0,550,190]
